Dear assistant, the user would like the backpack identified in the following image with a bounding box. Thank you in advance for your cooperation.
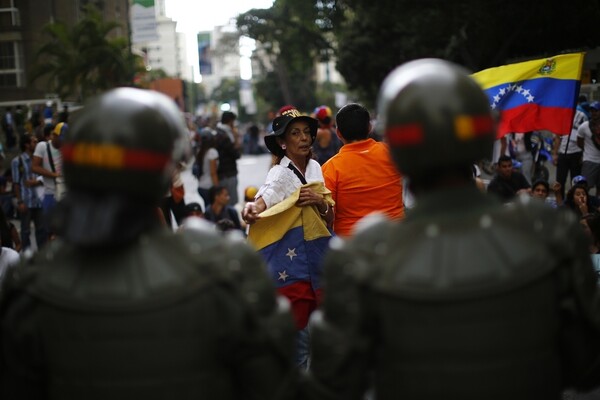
[192,158,203,179]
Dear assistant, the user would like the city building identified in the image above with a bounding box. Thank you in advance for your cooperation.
[197,25,241,97]
[0,0,130,104]
[131,0,192,82]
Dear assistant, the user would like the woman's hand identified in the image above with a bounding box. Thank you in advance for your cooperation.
[242,197,266,225]
[296,187,325,208]
[575,196,589,215]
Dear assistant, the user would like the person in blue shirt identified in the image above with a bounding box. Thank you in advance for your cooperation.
[11,133,46,252]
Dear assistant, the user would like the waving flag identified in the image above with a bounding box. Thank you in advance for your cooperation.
[247,182,334,329]
[471,53,584,137]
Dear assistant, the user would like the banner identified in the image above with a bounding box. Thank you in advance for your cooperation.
[472,53,585,136]
[131,0,159,44]
[198,32,212,76]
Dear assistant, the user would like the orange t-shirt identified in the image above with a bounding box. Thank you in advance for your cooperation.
[322,138,404,237]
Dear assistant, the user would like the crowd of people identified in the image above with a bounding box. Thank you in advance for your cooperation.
[1,59,600,400]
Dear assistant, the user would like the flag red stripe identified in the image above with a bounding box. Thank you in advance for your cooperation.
[496,105,574,138]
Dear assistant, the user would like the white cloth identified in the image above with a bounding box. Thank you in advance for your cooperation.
[0,247,20,282]
[197,148,219,189]
[577,121,600,164]
[33,141,62,196]
[256,156,324,209]
[512,133,527,155]
[559,109,588,154]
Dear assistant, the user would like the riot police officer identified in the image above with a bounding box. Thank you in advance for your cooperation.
[0,88,296,399]
[308,59,600,399]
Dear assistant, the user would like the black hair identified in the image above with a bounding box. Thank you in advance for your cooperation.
[319,116,332,126]
[19,133,33,152]
[335,103,370,142]
[43,124,54,139]
[497,155,512,164]
[248,125,259,136]
[208,185,226,204]
[532,179,549,192]
[221,111,236,124]
[185,202,203,216]
[216,219,236,232]
[565,183,592,216]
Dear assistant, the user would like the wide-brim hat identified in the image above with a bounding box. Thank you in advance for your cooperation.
[264,108,318,157]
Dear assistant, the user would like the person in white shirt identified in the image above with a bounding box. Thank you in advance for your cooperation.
[577,101,600,195]
[554,102,588,199]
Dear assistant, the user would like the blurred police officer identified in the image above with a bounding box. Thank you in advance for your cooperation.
[308,59,600,400]
[0,88,295,400]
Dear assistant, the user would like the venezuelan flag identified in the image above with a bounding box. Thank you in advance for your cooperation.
[247,182,334,329]
[471,53,584,137]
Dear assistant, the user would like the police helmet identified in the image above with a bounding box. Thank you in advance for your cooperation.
[62,88,190,202]
[377,59,495,177]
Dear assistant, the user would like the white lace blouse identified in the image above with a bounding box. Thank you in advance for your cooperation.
[256,156,325,209]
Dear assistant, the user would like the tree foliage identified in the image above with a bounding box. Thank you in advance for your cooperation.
[237,0,334,111]
[328,0,600,106]
[240,0,600,108]
[29,4,134,101]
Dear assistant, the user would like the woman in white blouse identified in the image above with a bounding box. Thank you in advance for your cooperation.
[242,108,333,370]
[243,108,333,225]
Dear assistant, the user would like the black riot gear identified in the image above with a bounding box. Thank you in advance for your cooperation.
[0,89,297,400]
[308,59,600,400]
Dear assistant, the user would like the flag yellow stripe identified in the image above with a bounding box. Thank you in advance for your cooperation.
[472,53,585,90]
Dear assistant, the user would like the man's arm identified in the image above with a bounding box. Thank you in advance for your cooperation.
[577,124,586,150]
[30,155,56,179]
[321,163,337,229]
[552,134,560,165]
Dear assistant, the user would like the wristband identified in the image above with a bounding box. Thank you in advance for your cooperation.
[319,203,329,217]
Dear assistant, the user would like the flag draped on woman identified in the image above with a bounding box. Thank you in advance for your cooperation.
[247,182,334,329]
[471,53,585,137]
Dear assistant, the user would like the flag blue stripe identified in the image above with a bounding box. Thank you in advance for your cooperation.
[483,77,578,110]
[258,226,311,288]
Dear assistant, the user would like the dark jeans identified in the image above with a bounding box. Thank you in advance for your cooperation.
[556,152,582,199]
[20,206,46,251]
[0,193,14,219]
[197,187,210,208]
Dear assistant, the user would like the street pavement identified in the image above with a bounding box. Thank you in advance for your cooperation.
[180,153,272,212]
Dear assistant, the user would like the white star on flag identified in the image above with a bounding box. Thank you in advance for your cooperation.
[286,248,297,261]
[278,270,289,282]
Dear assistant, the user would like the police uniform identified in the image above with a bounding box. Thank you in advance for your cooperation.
[0,88,296,400]
[308,59,600,400]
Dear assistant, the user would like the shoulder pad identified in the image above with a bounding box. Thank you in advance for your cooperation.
[351,212,389,237]
[219,238,279,316]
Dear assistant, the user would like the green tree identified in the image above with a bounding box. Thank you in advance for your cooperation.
[29,4,134,102]
[210,78,239,106]
[328,0,600,107]
[237,0,334,111]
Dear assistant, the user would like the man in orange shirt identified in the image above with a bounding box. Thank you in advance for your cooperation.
[322,103,404,237]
